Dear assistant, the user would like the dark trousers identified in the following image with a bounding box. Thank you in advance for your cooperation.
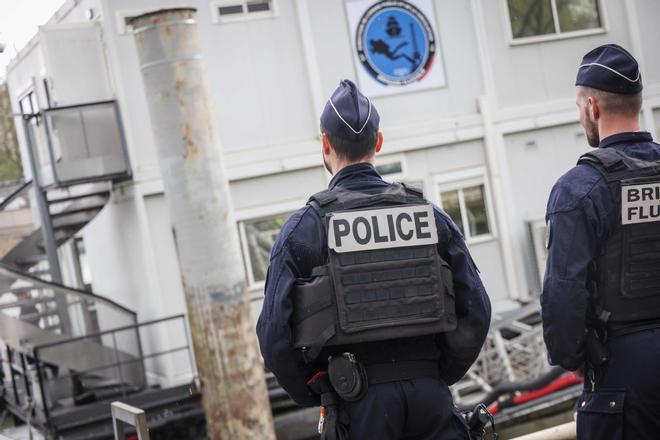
[339,378,470,440]
[577,328,660,440]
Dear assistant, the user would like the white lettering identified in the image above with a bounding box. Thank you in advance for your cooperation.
[622,183,660,225]
[328,205,438,253]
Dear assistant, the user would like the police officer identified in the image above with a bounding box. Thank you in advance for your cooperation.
[542,44,660,439]
[256,79,491,439]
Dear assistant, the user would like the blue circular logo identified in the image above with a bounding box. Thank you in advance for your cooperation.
[356,1,436,86]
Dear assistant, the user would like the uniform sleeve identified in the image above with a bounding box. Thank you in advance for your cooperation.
[256,239,320,407]
[434,210,492,385]
[541,186,600,371]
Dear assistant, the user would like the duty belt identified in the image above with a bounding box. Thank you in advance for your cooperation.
[365,360,440,384]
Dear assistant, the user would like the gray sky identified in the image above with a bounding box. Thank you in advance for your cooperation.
[0,0,62,79]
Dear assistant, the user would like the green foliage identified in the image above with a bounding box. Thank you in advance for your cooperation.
[507,0,601,38]
[0,148,22,181]
[0,83,23,183]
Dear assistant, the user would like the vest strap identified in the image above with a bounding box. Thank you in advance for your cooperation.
[304,325,337,362]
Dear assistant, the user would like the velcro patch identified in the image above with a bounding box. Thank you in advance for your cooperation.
[328,205,438,253]
[621,183,660,225]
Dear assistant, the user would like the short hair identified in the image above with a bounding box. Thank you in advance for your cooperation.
[321,125,378,161]
[578,86,642,116]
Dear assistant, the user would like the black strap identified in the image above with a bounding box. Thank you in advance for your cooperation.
[307,183,427,218]
[364,360,439,384]
[293,293,334,325]
[579,148,660,182]
[608,319,660,338]
[400,181,424,198]
[312,265,329,277]
[309,190,339,207]
[304,325,337,362]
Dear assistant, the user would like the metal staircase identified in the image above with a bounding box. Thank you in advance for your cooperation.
[0,101,201,439]
[0,181,110,277]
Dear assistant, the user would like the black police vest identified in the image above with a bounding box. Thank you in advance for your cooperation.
[292,183,457,361]
[578,148,660,334]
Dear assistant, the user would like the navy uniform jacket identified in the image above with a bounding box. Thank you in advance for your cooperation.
[542,131,660,370]
[256,163,491,406]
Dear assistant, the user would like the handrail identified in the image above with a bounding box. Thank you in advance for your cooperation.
[44,99,117,113]
[0,180,32,211]
[0,261,136,319]
[32,314,185,350]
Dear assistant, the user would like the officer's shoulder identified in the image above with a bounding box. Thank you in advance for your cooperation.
[270,205,320,258]
[429,203,461,239]
[548,163,604,213]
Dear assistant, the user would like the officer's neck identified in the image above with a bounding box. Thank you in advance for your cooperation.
[598,115,641,142]
[330,156,375,176]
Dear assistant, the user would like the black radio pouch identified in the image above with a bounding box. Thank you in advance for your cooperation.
[328,353,368,402]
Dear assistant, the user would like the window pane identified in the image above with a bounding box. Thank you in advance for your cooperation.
[247,1,271,13]
[218,4,244,16]
[556,0,601,32]
[375,161,403,176]
[242,213,291,283]
[440,190,464,236]
[507,0,556,38]
[402,180,424,193]
[463,185,490,237]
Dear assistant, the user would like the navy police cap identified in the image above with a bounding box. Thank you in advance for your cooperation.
[320,79,380,142]
[576,44,642,94]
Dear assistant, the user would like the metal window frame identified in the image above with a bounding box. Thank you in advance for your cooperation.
[210,0,279,24]
[502,0,607,46]
[434,168,497,245]
[237,207,297,290]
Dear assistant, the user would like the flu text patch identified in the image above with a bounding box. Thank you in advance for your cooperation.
[622,183,660,225]
[328,205,438,253]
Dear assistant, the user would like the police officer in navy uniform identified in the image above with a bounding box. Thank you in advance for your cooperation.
[542,44,660,439]
[256,79,491,439]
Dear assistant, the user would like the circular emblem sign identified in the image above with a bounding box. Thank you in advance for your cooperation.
[356,1,436,86]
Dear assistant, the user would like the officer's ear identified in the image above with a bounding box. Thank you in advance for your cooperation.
[588,96,600,121]
[375,131,383,153]
[322,133,333,156]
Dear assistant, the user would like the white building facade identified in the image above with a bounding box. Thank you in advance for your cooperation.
[5,0,660,375]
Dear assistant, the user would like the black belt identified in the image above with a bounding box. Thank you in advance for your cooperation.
[608,320,660,338]
[365,360,440,385]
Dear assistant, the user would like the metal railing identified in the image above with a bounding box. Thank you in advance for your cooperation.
[451,302,552,406]
[35,100,132,188]
[0,180,32,211]
[1,314,195,430]
[111,401,150,440]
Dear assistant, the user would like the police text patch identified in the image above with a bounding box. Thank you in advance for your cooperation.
[621,183,660,225]
[328,205,438,253]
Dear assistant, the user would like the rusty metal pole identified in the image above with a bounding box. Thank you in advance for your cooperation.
[128,9,275,439]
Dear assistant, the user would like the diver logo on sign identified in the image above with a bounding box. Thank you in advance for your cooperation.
[355,1,436,86]
[621,183,660,225]
[328,205,438,253]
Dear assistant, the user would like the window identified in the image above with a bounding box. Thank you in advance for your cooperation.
[239,211,292,285]
[211,0,277,24]
[436,174,494,242]
[18,91,39,117]
[507,0,602,41]
[375,156,424,193]
[375,161,403,176]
